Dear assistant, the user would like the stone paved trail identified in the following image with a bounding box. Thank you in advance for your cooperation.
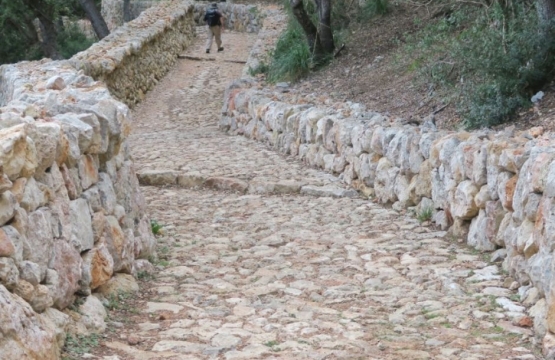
[95,27,541,360]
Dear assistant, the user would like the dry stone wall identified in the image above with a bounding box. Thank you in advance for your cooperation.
[72,1,196,107]
[220,79,555,349]
[0,0,200,358]
[102,0,262,34]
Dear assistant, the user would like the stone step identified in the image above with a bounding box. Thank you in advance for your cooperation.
[137,170,358,198]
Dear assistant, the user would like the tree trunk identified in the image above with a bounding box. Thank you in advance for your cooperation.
[79,0,110,39]
[315,0,334,54]
[538,0,555,25]
[123,0,132,23]
[290,0,324,57]
[37,16,62,60]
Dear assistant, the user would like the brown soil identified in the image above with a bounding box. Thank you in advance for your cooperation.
[293,2,555,133]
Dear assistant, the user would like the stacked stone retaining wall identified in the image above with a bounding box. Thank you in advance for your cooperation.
[0,0,198,358]
[221,79,555,349]
[102,0,262,34]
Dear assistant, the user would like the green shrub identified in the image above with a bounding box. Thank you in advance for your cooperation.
[359,0,390,21]
[266,20,312,83]
[57,24,95,59]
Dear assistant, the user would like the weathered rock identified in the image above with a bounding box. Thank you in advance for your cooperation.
[137,170,179,186]
[96,273,139,297]
[0,191,17,226]
[48,240,82,309]
[0,285,61,359]
[69,198,94,252]
[204,177,249,193]
[451,180,479,220]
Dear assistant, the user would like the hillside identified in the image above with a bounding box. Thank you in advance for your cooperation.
[289,2,555,132]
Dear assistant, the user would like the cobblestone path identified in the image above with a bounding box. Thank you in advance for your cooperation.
[95,28,541,360]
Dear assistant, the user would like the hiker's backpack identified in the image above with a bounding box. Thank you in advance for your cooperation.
[205,8,220,26]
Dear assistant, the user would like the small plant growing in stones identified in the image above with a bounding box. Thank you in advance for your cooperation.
[137,270,154,281]
[150,220,163,235]
[62,333,99,360]
[416,206,433,223]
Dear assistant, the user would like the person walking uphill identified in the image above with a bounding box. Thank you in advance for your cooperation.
[204,3,225,54]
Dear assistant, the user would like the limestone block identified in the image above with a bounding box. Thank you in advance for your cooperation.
[485,201,505,246]
[25,208,54,268]
[0,124,28,180]
[60,164,78,200]
[204,177,248,193]
[385,130,407,168]
[0,226,15,258]
[10,206,29,249]
[0,257,19,290]
[300,185,358,198]
[374,157,399,204]
[137,169,179,186]
[370,126,395,156]
[486,141,508,200]
[46,76,66,90]
[495,212,513,247]
[83,240,114,291]
[474,185,491,209]
[451,180,479,220]
[322,119,337,151]
[0,173,13,195]
[472,144,488,186]
[40,308,70,349]
[30,284,54,313]
[524,192,542,222]
[69,198,94,252]
[18,261,43,286]
[104,215,133,273]
[30,122,61,174]
[97,173,117,215]
[408,134,424,175]
[77,113,106,154]
[529,299,547,338]
[356,153,379,187]
[21,178,48,213]
[135,216,156,259]
[449,144,466,183]
[529,151,554,193]
[351,124,369,155]
[77,295,107,333]
[0,285,60,359]
[499,146,530,173]
[0,225,25,262]
[468,209,495,251]
[431,165,456,210]
[177,172,205,188]
[57,124,80,166]
[54,113,94,154]
[96,273,139,297]
[14,279,35,302]
[48,240,82,309]
[334,119,356,152]
[497,172,517,212]
[78,154,99,190]
[515,219,535,254]
[418,132,440,160]
[394,174,412,206]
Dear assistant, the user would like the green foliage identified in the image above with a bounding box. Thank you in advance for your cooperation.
[359,0,390,21]
[62,334,99,360]
[57,24,95,59]
[407,2,555,128]
[104,292,135,312]
[265,20,312,83]
[150,220,163,235]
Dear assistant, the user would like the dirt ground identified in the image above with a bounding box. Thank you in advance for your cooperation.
[289,2,555,133]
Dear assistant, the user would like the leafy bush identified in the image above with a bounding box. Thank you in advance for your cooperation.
[407,2,555,128]
[57,24,95,59]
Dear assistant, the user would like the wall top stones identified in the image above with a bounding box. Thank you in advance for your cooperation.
[71,0,194,78]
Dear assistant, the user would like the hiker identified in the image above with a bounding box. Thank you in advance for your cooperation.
[204,3,225,54]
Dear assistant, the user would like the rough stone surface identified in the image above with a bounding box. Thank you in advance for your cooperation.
[87,25,543,359]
